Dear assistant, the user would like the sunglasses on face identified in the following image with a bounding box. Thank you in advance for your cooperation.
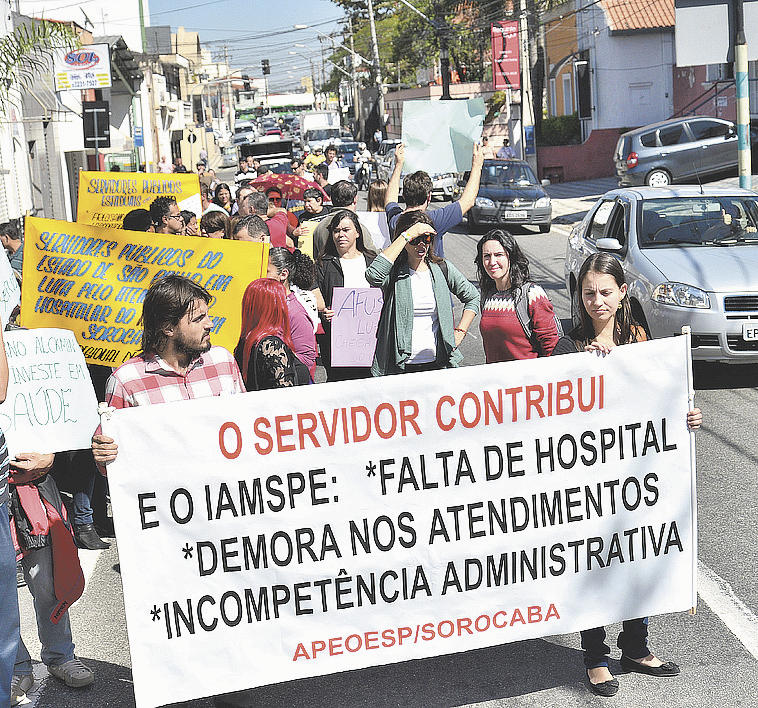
[269,197,282,204]
[410,234,434,246]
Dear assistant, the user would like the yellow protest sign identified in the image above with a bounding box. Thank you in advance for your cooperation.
[21,217,268,367]
[296,220,317,259]
[76,171,202,229]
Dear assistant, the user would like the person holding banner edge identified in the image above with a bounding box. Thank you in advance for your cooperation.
[367,210,479,375]
[552,253,702,696]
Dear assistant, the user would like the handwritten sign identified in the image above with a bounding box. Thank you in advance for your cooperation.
[0,328,99,457]
[21,217,268,367]
[105,336,696,708]
[330,287,383,367]
[0,247,20,325]
[76,171,202,230]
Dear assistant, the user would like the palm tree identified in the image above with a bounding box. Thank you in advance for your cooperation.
[0,19,78,111]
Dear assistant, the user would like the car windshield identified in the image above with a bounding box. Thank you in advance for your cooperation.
[481,163,538,186]
[639,197,758,247]
[306,129,340,141]
[339,143,359,154]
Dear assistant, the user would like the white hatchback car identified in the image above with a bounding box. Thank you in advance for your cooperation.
[564,186,758,363]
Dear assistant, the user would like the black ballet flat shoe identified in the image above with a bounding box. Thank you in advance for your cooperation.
[620,655,680,677]
[587,671,619,697]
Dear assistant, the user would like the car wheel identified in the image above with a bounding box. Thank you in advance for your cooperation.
[570,282,582,329]
[645,169,671,187]
[631,301,652,339]
[539,222,552,234]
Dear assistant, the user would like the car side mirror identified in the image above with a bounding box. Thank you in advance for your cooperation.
[541,178,551,186]
[596,237,623,252]
[727,126,736,138]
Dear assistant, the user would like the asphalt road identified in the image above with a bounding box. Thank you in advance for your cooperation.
[16,177,758,708]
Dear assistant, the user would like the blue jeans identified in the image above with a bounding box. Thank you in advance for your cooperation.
[0,503,20,705]
[15,545,75,674]
[581,617,650,669]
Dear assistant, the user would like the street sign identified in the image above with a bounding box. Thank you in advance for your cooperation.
[675,0,758,66]
[188,133,197,144]
[82,101,110,149]
[54,43,112,91]
[491,21,520,90]
[134,126,144,148]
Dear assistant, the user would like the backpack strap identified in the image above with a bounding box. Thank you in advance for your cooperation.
[513,283,534,345]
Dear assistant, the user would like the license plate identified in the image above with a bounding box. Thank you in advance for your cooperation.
[743,323,758,341]
[501,210,528,219]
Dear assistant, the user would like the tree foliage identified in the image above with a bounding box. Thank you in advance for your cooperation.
[0,20,79,112]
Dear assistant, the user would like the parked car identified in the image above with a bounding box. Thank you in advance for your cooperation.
[463,159,552,231]
[615,116,758,188]
[375,147,457,201]
[564,185,758,363]
[337,141,360,174]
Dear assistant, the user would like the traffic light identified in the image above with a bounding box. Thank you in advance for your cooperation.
[261,59,270,76]
[242,73,251,91]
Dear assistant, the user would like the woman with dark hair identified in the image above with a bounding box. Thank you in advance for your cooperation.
[315,209,378,381]
[367,180,388,212]
[267,247,318,380]
[181,210,198,236]
[552,253,702,697]
[234,278,310,391]
[366,210,479,376]
[200,210,230,239]
[213,183,234,214]
[476,229,560,361]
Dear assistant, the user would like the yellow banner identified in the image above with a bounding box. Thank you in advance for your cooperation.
[21,217,269,367]
[296,220,317,259]
[76,171,202,229]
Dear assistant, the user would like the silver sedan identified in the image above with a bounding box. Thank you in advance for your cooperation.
[564,186,758,363]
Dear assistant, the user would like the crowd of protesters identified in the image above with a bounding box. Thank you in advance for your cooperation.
[1,138,703,707]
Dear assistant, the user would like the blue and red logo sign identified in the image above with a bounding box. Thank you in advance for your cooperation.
[64,50,101,70]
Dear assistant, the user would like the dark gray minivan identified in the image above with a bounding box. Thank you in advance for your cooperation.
[615,116,737,187]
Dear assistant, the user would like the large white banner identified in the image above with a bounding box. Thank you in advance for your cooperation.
[1,328,99,457]
[106,336,696,708]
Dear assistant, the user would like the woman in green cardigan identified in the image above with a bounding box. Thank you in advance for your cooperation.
[366,210,480,376]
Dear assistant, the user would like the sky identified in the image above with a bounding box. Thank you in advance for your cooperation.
[148,0,346,93]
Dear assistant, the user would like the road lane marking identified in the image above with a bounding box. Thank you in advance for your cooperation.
[698,559,758,659]
[78,547,103,588]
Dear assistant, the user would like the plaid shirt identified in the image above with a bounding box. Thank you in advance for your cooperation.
[106,346,245,409]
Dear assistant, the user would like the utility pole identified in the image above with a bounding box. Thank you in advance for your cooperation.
[734,0,752,188]
[347,17,363,139]
[367,0,386,137]
[433,2,452,100]
[223,44,234,134]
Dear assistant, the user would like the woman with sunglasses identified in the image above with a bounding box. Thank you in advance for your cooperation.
[367,210,479,375]
[315,209,378,381]
[476,229,560,361]
[552,253,702,697]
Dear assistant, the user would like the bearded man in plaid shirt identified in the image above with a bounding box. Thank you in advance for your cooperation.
[92,275,245,465]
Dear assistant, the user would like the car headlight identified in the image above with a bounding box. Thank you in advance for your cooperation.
[535,196,551,208]
[652,282,710,309]
[475,197,495,208]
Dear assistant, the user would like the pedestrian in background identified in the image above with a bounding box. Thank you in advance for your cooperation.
[181,210,198,236]
[367,180,388,212]
[213,183,234,214]
[235,279,310,391]
[476,229,560,361]
[367,210,479,375]
[200,211,231,239]
[552,252,702,697]
[267,247,318,380]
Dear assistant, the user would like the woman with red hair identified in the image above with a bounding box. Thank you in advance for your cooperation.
[235,279,310,391]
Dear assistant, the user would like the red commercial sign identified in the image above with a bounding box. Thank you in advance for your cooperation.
[491,21,520,90]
